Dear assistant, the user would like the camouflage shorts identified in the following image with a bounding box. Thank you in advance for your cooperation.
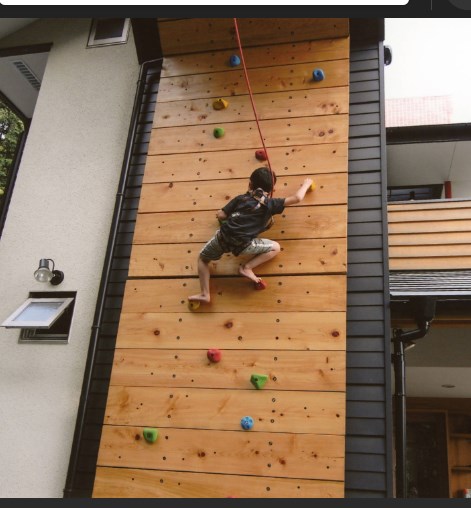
[199,232,274,261]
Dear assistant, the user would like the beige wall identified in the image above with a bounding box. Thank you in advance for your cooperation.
[0,19,139,497]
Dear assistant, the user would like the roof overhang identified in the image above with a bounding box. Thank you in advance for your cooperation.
[390,270,471,300]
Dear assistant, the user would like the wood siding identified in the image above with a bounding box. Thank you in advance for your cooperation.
[345,36,392,497]
[157,18,349,55]
[93,18,349,498]
[388,200,471,270]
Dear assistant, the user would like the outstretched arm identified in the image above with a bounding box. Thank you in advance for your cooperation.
[284,178,313,206]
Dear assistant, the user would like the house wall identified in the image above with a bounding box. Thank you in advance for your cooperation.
[93,18,350,498]
[0,19,139,497]
[388,200,471,270]
[345,30,393,497]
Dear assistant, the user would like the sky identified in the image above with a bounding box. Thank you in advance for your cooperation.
[384,18,471,123]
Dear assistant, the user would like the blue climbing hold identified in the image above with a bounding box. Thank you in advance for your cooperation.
[312,68,325,82]
[240,416,254,430]
[230,54,241,67]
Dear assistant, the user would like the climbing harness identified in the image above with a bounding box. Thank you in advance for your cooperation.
[249,187,275,231]
[233,18,276,198]
[249,188,269,208]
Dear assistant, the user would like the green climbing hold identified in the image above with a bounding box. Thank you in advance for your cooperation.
[143,427,159,443]
[213,127,225,138]
[250,373,269,389]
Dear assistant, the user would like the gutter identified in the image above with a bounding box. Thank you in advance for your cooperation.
[392,296,436,498]
[63,57,162,498]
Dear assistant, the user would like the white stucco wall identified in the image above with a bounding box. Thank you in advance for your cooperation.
[0,19,139,497]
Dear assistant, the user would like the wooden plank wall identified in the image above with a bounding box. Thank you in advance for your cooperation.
[94,18,350,498]
[389,200,471,270]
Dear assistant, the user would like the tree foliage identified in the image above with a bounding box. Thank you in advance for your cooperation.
[0,101,24,199]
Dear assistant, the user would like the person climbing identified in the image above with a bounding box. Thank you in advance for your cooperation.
[188,167,313,304]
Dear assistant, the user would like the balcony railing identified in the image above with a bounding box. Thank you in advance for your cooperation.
[388,199,471,271]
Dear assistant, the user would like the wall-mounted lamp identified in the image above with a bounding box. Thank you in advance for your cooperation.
[34,258,64,285]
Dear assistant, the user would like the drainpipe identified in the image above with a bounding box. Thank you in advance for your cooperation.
[392,296,436,498]
[63,57,162,497]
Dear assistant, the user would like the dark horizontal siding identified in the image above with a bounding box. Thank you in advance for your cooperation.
[67,62,162,497]
[346,33,392,498]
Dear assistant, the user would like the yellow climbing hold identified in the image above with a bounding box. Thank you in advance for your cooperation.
[213,98,229,110]
[189,300,200,310]
[309,182,316,192]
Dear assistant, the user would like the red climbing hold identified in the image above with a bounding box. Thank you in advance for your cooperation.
[254,279,267,291]
[207,348,222,363]
[255,149,267,161]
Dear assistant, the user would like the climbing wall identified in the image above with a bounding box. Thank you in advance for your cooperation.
[93,18,350,498]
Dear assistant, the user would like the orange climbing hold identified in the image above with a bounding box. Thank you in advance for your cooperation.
[189,300,200,310]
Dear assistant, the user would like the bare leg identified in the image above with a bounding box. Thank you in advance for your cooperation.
[188,257,211,303]
[239,242,280,283]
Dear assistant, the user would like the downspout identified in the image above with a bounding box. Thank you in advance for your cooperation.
[63,57,162,497]
[392,296,436,498]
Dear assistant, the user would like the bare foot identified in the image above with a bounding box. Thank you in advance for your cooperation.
[188,293,210,304]
[239,264,261,284]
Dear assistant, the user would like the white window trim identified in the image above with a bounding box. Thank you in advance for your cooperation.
[1,297,74,329]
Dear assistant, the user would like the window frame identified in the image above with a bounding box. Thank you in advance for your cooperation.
[1,297,74,329]
[87,18,131,48]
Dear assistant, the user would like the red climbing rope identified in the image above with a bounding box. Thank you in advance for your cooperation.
[233,18,276,197]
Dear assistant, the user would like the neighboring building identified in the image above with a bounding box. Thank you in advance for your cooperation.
[386,96,453,127]
[0,17,469,499]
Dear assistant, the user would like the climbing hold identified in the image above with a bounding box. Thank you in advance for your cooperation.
[143,428,159,443]
[189,300,200,310]
[240,416,254,430]
[218,217,227,225]
[213,98,229,110]
[250,373,269,390]
[207,348,222,363]
[254,279,267,291]
[255,149,267,161]
[213,127,225,138]
[312,68,325,82]
[309,181,316,192]
[229,54,241,67]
